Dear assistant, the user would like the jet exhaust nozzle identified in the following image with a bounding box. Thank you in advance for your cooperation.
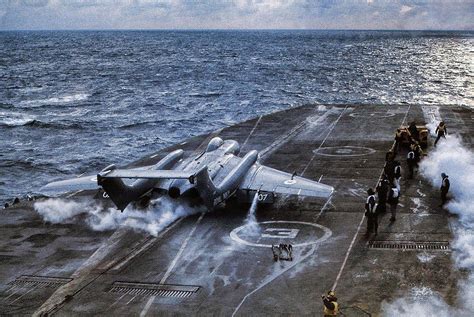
[168,187,181,199]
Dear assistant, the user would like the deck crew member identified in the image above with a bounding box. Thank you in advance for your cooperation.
[440,173,450,206]
[434,121,447,146]
[408,121,419,142]
[393,161,401,192]
[385,150,395,162]
[322,290,339,316]
[406,149,416,179]
[384,159,395,183]
[388,185,399,222]
[411,142,423,166]
[376,176,389,213]
[365,188,378,236]
[394,128,403,153]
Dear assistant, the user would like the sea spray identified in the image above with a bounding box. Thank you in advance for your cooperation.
[34,197,202,237]
[383,135,474,316]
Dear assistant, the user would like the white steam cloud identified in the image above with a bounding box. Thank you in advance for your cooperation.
[383,134,474,316]
[419,135,474,221]
[241,192,260,235]
[34,197,202,236]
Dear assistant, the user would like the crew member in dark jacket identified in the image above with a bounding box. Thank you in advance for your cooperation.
[388,185,399,222]
[376,176,389,213]
[365,188,378,236]
[384,159,395,183]
[322,290,339,316]
[435,121,447,146]
[394,128,403,153]
[440,173,450,206]
[408,121,419,142]
[411,142,423,166]
[406,149,416,179]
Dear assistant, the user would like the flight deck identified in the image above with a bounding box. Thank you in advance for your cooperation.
[1,104,473,316]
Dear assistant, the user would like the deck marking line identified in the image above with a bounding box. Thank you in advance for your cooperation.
[231,197,331,316]
[4,289,18,301]
[231,245,317,317]
[139,296,156,317]
[331,214,365,291]
[159,212,205,285]
[331,104,411,291]
[125,295,137,305]
[259,107,335,161]
[315,196,332,222]
[10,285,37,304]
[301,106,347,176]
[111,218,183,272]
[241,115,262,152]
[108,293,127,309]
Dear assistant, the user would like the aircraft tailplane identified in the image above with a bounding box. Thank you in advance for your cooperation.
[98,176,139,211]
[194,165,217,210]
[97,164,149,211]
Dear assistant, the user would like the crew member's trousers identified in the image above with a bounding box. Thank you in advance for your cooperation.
[366,213,378,234]
[390,203,397,219]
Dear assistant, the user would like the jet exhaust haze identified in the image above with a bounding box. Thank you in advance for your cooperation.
[383,134,474,316]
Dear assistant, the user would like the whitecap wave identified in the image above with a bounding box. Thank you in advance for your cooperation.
[0,112,36,127]
[19,93,90,107]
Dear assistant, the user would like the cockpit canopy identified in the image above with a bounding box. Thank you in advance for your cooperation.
[206,137,224,152]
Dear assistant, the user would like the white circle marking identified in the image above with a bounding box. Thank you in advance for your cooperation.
[230,220,332,248]
[349,112,395,118]
[313,146,376,157]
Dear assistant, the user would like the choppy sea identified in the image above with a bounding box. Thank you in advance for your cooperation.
[1,30,473,205]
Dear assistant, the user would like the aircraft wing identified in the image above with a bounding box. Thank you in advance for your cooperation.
[39,174,100,196]
[39,167,193,197]
[240,164,334,198]
[98,169,193,181]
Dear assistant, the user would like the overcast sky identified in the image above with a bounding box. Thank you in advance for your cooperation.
[1,0,473,30]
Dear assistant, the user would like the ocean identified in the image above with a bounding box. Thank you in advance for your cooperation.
[0,30,473,205]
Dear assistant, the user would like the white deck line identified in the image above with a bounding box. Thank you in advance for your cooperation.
[331,105,412,291]
[240,115,262,152]
[159,212,205,285]
[300,106,347,177]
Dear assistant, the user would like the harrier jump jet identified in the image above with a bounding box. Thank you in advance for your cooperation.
[40,137,333,211]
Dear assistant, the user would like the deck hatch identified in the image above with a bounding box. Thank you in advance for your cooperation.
[8,275,72,288]
[368,240,450,251]
[109,282,200,298]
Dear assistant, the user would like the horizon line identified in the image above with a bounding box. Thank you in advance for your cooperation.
[1,27,473,32]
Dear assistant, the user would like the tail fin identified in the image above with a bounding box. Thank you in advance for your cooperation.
[194,165,216,210]
[97,165,140,211]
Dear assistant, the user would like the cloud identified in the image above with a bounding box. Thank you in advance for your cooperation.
[400,5,413,15]
[0,0,472,30]
[22,0,49,7]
